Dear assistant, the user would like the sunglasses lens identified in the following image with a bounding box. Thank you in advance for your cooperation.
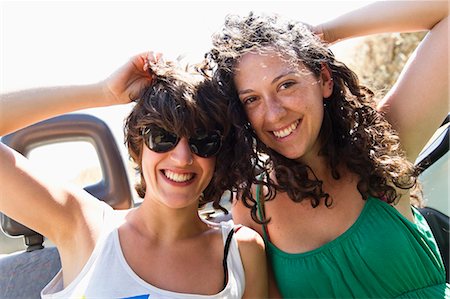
[143,127,222,157]
[189,131,222,158]
[146,127,179,153]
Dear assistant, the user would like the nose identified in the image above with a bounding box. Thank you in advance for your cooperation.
[169,137,194,166]
[264,95,286,123]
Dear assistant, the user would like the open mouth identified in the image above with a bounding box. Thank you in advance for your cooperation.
[162,170,195,183]
[272,119,300,138]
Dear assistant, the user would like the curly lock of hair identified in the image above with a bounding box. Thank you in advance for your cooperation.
[123,63,244,213]
[205,12,420,224]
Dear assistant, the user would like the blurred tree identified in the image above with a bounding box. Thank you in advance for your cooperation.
[345,32,427,100]
[341,32,430,206]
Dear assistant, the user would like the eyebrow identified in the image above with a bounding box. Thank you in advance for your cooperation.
[271,71,296,85]
[237,71,297,95]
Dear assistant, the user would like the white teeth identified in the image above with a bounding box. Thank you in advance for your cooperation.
[272,120,300,138]
[163,170,193,182]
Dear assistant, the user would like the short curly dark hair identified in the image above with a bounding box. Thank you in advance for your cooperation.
[205,12,419,223]
[124,62,241,212]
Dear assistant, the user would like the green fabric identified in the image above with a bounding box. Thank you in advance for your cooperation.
[255,186,450,298]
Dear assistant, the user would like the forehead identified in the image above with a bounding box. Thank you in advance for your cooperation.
[234,50,311,85]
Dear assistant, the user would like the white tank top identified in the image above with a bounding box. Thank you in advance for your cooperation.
[41,207,245,299]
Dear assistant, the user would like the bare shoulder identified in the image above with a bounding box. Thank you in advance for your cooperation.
[234,225,265,252]
[234,225,268,298]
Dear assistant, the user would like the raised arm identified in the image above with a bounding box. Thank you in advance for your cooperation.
[0,52,153,135]
[0,52,153,246]
[317,1,449,161]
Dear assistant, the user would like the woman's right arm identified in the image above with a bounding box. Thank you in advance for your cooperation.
[0,52,153,136]
[0,52,154,245]
[0,143,103,245]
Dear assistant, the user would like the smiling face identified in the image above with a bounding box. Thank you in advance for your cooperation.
[141,136,216,209]
[234,50,333,162]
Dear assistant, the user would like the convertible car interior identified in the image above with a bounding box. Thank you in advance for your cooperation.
[0,113,449,299]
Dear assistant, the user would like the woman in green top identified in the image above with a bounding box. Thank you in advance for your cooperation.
[206,1,449,298]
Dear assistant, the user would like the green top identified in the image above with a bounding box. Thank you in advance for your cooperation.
[256,188,450,298]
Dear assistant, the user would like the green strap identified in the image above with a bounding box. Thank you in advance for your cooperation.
[255,182,269,241]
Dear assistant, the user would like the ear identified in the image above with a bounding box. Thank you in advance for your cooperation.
[320,64,333,98]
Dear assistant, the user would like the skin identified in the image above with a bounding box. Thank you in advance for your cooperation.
[0,52,268,297]
[141,137,215,210]
[117,139,267,295]
[231,2,448,297]
[235,52,332,165]
[233,52,365,297]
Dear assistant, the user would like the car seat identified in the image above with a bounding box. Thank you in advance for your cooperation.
[0,113,133,299]
[416,114,449,283]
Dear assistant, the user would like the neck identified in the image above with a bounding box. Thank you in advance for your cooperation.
[126,199,208,244]
[296,151,330,180]
[295,151,357,193]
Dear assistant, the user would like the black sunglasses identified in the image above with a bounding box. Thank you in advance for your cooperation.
[142,126,223,158]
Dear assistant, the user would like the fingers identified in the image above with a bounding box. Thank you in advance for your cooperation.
[302,23,325,42]
[143,51,165,73]
[311,25,325,40]
[153,52,164,63]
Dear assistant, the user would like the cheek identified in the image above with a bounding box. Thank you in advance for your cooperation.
[243,107,262,128]
[307,102,326,135]
[140,160,150,185]
[301,87,325,113]
[140,148,158,182]
[200,158,216,182]
[302,100,325,126]
[207,158,216,176]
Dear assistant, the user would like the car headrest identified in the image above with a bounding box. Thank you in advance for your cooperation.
[1,113,132,250]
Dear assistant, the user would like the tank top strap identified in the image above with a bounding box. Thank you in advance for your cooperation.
[222,224,243,289]
[255,178,271,243]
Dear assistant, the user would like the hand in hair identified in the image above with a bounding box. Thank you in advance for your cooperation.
[102,52,161,105]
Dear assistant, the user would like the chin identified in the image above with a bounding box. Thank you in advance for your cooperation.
[284,153,303,161]
[271,147,303,160]
[160,195,197,208]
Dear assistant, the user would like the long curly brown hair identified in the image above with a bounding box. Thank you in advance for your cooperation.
[205,12,419,223]
[124,61,240,212]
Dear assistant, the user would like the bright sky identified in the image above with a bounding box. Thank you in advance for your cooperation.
[0,0,373,185]
[1,1,374,90]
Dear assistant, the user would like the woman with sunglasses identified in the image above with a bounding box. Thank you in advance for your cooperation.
[0,54,267,298]
[206,1,448,298]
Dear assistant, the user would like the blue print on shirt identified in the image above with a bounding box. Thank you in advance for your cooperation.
[120,295,150,299]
